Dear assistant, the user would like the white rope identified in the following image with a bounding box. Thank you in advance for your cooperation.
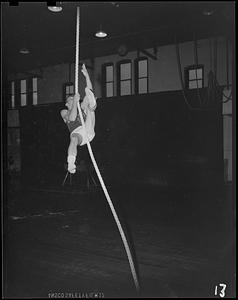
[74,7,140,291]
[75,7,80,94]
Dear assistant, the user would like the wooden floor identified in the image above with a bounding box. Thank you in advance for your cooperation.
[4,184,235,298]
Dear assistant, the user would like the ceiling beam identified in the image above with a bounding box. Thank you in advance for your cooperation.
[137,47,157,60]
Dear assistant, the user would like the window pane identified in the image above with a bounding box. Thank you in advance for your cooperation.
[189,68,202,80]
[33,78,37,92]
[189,79,202,89]
[138,60,147,77]
[106,82,114,97]
[189,69,196,80]
[189,81,196,89]
[120,63,131,80]
[21,94,27,106]
[106,65,113,82]
[121,80,131,96]
[11,96,15,108]
[138,78,147,94]
[195,68,202,79]
[66,86,70,94]
[197,79,202,88]
[69,85,74,94]
[33,92,37,105]
[20,80,26,93]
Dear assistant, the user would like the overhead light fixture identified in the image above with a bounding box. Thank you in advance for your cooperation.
[95,25,107,38]
[19,24,30,54]
[111,2,120,8]
[95,30,107,38]
[48,2,63,12]
[203,10,214,16]
[19,47,30,54]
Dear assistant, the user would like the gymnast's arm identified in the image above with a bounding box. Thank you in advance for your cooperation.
[81,64,93,90]
[60,94,80,122]
[60,109,68,123]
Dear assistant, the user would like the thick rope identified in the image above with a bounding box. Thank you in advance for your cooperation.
[74,7,140,291]
[226,37,230,90]
[75,7,80,94]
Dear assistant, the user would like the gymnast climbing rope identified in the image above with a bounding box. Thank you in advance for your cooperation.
[74,7,140,291]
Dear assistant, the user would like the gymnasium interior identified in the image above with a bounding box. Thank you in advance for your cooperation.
[3,2,235,298]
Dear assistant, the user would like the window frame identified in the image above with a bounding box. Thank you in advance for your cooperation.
[63,82,74,102]
[117,59,132,96]
[9,77,39,108]
[102,63,114,98]
[184,64,204,90]
[32,77,38,106]
[134,57,148,94]
[20,78,28,106]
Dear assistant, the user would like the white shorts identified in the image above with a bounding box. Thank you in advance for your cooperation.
[71,125,95,146]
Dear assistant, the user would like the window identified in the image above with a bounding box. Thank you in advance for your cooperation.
[8,77,38,108]
[117,60,132,96]
[135,57,148,94]
[20,79,27,106]
[185,65,204,89]
[102,63,114,98]
[64,82,74,101]
[32,77,38,105]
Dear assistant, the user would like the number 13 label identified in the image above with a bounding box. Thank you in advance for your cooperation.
[215,283,227,298]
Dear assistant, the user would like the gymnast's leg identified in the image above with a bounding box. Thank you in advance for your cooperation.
[84,109,95,138]
[67,133,83,173]
[81,92,97,139]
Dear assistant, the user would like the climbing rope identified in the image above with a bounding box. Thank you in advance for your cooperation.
[74,6,140,291]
